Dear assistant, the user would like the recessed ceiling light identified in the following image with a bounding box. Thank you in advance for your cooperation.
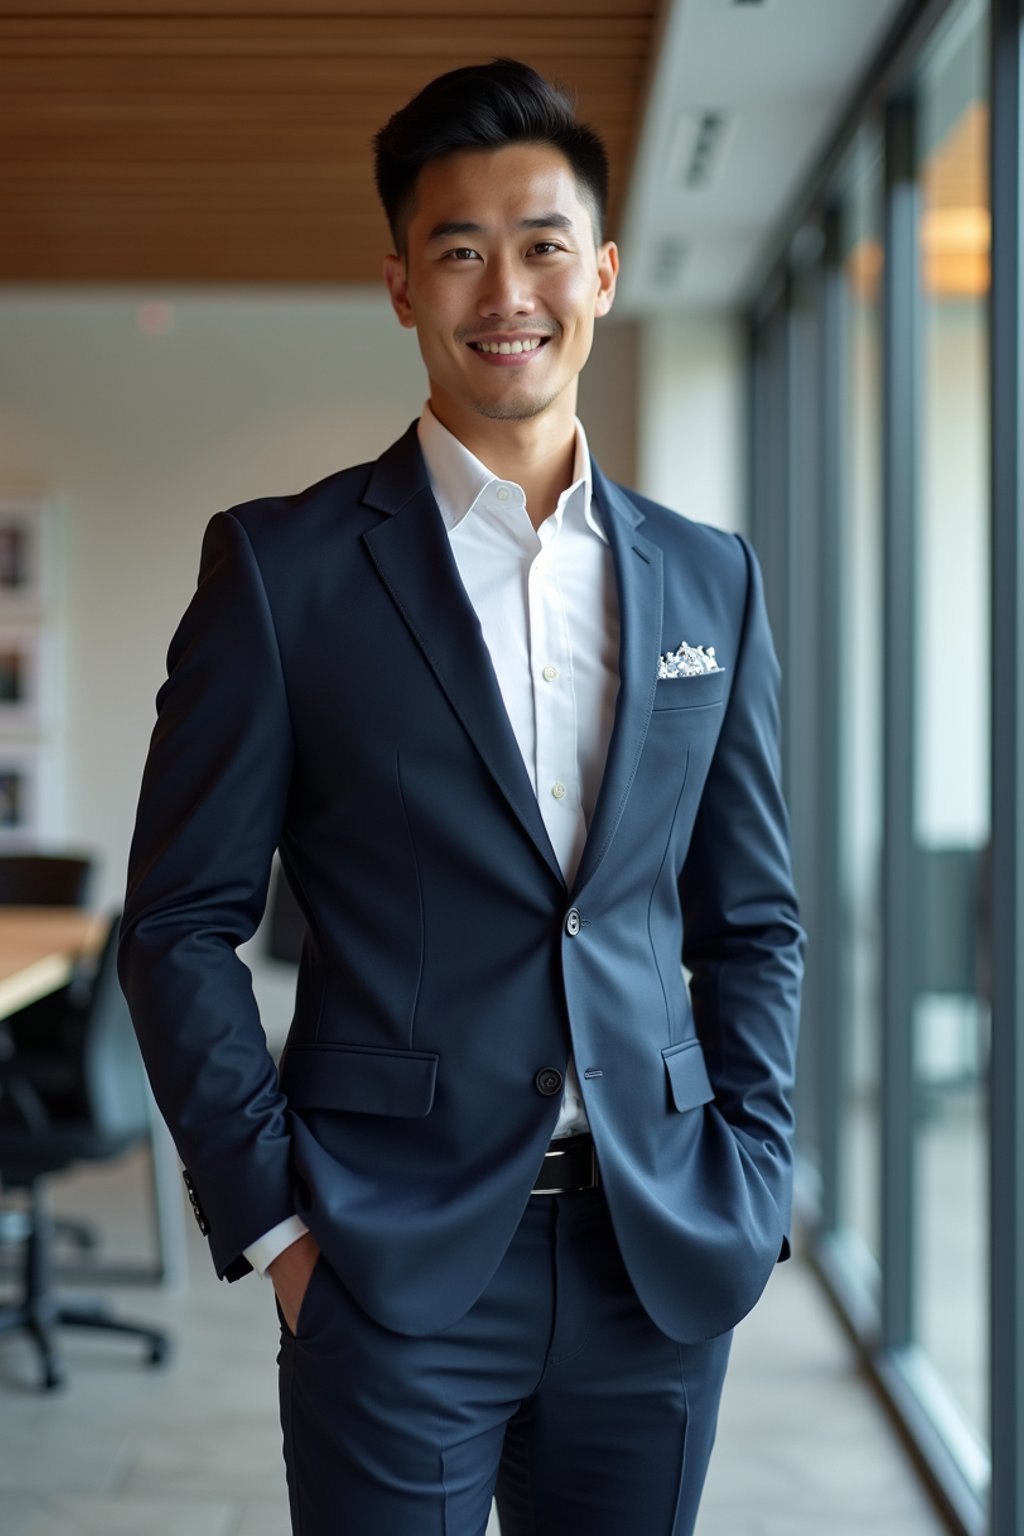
[669,111,736,190]
[136,300,173,337]
[652,237,688,290]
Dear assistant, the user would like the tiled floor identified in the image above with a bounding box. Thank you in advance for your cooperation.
[0,1151,948,1536]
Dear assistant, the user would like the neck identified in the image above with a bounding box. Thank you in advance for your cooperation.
[428,394,580,531]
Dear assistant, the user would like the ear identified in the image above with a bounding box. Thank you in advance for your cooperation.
[594,241,619,318]
[383,253,416,329]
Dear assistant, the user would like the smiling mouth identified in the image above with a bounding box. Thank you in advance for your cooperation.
[468,337,549,356]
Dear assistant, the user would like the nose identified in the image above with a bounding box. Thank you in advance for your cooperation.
[478,252,535,319]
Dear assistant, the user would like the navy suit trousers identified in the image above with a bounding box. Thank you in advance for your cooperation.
[277,1185,733,1535]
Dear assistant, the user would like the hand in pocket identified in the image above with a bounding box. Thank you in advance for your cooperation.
[269,1232,321,1335]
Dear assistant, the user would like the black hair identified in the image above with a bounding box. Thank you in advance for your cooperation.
[373,58,609,249]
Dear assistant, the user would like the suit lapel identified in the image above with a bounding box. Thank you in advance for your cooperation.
[570,464,664,899]
[361,426,566,889]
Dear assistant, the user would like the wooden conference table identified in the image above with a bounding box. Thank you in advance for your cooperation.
[0,907,105,1015]
[0,906,187,1286]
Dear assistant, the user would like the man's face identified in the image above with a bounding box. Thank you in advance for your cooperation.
[384,143,618,433]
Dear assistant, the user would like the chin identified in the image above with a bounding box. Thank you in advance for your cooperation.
[472,388,561,424]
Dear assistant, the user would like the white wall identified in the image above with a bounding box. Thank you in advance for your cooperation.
[635,312,746,532]
[0,290,414,908]
[0,288,639,1034]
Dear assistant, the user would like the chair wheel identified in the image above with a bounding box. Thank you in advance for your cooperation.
[148,1336,171,1366]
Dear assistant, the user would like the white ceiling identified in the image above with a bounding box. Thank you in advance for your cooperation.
[616,0,908,313]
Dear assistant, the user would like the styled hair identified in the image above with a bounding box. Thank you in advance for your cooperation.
[373,58,609,249]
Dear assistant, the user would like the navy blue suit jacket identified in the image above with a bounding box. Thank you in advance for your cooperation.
[119,423,803,1344]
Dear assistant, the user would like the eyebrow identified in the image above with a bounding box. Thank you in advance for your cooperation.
[425,213,575,243]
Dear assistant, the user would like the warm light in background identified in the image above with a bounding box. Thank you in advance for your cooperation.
[845,99,989,302]
[135,300,174,337]
[919,204,991,250]
[846,237,884,304]
[920,97,989,297]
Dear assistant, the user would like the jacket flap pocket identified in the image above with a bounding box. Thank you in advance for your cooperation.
[662,1039,714,1112]
[280,1043,439,1118]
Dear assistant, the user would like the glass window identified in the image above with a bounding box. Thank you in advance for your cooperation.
[911,0,990,1449]
[787,257,824,1166]
[836,132,885,1271]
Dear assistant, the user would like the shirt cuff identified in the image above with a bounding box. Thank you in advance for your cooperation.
[243,1215,310,1277]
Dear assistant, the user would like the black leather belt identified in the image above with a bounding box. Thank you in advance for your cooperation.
[531,1132,599,1195]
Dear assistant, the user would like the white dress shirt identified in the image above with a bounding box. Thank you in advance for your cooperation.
[244,404,620,1276]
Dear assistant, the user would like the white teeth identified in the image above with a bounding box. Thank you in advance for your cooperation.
[474,337,543,355]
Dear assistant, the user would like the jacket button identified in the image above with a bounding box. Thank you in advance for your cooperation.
[181,1170,210,1235]
[565,908,581,937]
[535,1067,564,1097]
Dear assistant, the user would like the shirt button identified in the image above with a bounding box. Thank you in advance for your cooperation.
[496,486,510,501]
[551,782,567,801]
[535,1067,564,1097]
[565,908,581,937]
[542,664,559,682]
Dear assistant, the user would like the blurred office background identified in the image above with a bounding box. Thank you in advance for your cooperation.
[0,0,1021,1532]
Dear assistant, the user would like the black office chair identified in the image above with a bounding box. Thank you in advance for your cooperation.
[0,851,97,1256]
[0,913,171,1389]
[0,853,94,909]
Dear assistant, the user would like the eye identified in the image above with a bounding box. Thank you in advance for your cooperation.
[530,242,563,256]
[442,247,481,262]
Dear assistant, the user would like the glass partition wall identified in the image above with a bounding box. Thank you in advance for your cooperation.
[912,0,991,1457]
[746,0,1021,1529]
[836,135,886,1282]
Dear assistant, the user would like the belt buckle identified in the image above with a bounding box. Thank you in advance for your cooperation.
[530,1138,597,1196]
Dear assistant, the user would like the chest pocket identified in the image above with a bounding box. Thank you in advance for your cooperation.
[651,669,728,713]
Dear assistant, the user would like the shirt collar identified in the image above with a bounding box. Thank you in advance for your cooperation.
[416,402,606,543]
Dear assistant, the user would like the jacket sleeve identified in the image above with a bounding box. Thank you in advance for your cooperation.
[118,510,297,1280]
[679,534,804,1256]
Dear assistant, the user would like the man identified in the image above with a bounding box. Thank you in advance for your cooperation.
[119,58,803,1536]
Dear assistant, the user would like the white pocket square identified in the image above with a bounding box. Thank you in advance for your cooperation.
[657,641,721,679]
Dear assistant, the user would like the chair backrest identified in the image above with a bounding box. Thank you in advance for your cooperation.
[0,854,94,908]
[917,844,985,997]
[79,912,151,1140]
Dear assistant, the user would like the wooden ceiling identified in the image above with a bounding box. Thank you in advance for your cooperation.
[0,1,661,284]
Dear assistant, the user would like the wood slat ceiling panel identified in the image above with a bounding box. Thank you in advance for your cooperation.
[3,0,649,16]
[1,20,652,57]
[0,4,659,283]
[4,95,641,128]
[4,59,647,87]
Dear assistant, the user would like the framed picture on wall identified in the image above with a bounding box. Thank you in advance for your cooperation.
[0,497,50,611]
[0,745,40,843]
[0,492,61,841]
[0,626,43,727]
